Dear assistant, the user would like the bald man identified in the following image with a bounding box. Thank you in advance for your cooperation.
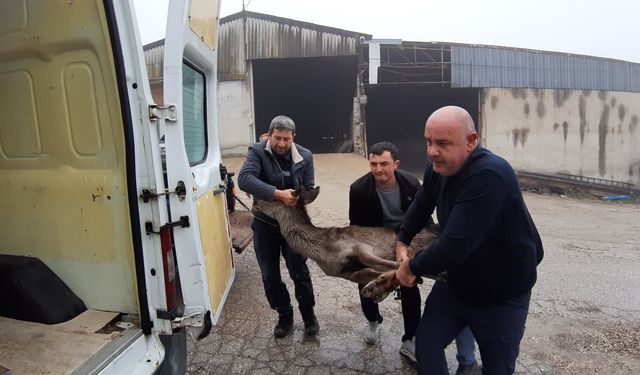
[395,106,543,374]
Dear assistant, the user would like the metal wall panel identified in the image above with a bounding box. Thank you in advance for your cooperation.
[217,17,246,81]
[243,17,360,59]
[145,12,367,82]
[218,12,366,81]
[143,40,164,79]
[452,45,640,92]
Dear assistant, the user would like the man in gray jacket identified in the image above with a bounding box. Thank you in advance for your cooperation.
[238,115,319,338]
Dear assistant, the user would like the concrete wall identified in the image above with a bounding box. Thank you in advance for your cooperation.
[481,88,640,187]
[217,66,255,157]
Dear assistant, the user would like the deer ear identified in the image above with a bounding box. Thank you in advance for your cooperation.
[292,186,305,197]
[298,186,320,205]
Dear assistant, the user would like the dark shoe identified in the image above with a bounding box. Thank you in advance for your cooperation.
[455,361,479,375]
[301,309,319,336]
[274,313,293,338]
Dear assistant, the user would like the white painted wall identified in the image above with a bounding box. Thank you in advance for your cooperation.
[217,66,255,157]
[481,88,640,187]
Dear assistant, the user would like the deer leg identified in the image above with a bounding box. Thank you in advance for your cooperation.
[352,244,397,271]
[360,270,398,303]
[343,268,383,284]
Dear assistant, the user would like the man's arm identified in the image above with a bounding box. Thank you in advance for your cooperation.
[396,183,435,246]
[394,167,436,263]
[237,147,276,200]
[408,169,510,277]
[238,146,300,206]
[393,183,432,262]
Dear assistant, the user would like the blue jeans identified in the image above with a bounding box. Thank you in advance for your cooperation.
[455,326,477,366]
[252,219,315,316]
[416,281,531,375]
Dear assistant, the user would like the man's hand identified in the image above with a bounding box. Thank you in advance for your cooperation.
[273,189,298,206]
[396,259,417,287]
[395,241,410,263]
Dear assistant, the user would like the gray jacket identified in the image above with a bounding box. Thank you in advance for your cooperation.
[238,140,315,200]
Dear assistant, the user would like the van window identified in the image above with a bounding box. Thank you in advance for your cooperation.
[182,62,207,164]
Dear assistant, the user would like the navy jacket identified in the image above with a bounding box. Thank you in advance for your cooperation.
[398,147,543,305]
[238,140,314,200]
[349,169,421,228]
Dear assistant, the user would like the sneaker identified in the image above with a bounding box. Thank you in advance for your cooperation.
[399,338,416,363]
[301,309,319,336]
[363,321,381,344]
[274,313,293,338]
[455,361,479,375]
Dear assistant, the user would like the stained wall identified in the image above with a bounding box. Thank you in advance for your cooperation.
[481,88,640,187]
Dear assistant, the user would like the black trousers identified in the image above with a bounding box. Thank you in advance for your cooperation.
[358,283,421,342]
[415,281,531,375]
[252,219,315,316]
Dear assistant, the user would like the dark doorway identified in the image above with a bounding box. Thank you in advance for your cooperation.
[364,85,479,176]
[253,56,358,153]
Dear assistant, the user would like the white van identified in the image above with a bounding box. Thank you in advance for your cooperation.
[0,0,234,374]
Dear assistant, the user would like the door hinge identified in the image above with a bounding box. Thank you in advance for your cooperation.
[170,312,204,330]
[149,104,177,122]
[213,183,226,195]
[140,181,187,203]
[145,216,190,235]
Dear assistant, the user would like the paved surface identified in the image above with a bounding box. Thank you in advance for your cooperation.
[186,154,640,374]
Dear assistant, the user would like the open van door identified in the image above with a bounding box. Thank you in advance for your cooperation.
[161,0,235,339]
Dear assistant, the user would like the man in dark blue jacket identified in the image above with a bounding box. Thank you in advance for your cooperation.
[238,115,319,338]
[396,106,543,374]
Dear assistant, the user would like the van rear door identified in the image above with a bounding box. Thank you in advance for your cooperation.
[161,0,235,339]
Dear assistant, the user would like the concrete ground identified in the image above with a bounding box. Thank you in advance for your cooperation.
[186,153,640,374]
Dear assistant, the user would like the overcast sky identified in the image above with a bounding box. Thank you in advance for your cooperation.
[133,0,640,63]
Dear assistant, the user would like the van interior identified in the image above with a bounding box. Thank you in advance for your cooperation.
[0,1,145,373]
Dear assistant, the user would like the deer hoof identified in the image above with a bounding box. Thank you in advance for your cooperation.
[361,279,393,303]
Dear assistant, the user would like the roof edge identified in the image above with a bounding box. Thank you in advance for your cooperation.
[401,40,640,66]
[220,10,371,40]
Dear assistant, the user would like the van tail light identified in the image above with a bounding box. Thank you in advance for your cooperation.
[160,226,177,312]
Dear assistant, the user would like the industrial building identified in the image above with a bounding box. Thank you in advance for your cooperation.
[144,11,640,189]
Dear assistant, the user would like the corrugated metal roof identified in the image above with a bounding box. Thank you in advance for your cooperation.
[451,44,640,92]
[218,11,369,81]
[143,39,164,79]
[221,11,368,40]
[217,16,245,81]
[144,13,640,92]
[144,12,370,82]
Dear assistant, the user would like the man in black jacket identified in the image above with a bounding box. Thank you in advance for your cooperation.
[396,106,543,374]
[349,142,477,370]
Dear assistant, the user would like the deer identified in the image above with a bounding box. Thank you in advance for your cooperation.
[250,186,443,303]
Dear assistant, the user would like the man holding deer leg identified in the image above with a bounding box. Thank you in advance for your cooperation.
[238,115,319,338]
[396,106,543,374]
[349,142,477,371]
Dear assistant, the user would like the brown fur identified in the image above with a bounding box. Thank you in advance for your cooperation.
[251,187,439,302]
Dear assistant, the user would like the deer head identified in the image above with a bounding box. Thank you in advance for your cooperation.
[251,186,320,225]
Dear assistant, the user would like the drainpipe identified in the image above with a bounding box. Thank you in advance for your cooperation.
[356,39,403,157]
[241,2,256,142]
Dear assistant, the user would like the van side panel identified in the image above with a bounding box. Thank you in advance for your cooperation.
[0,0,137,313]
[195,192,234,319]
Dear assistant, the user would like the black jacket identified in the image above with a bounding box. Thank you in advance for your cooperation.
[349,169,421,228]
[238,140,314,200]
[398,147,544,305]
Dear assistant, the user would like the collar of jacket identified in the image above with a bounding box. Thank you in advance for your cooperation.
[264,140,304,164]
